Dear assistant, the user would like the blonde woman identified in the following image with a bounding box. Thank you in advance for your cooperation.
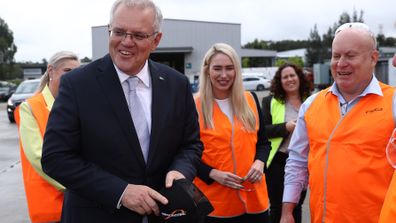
[16,51,80,223]
[193,43,271,223]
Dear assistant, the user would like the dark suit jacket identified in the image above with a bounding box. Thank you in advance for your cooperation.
[42,54,203,223]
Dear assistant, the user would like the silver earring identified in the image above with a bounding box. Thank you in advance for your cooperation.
[49,78,53,81]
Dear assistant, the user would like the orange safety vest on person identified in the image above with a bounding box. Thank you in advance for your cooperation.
[15,93,63,222]
[193,92,269,217]
[379,171,396,222]
[304,83,395,223]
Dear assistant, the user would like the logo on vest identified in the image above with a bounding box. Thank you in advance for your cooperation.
[365,107,383,114]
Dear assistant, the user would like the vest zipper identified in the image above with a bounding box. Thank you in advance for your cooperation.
[322,115,346,223]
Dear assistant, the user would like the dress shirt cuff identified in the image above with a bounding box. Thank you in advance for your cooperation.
[116,186,128,209]
[282,184,303,204]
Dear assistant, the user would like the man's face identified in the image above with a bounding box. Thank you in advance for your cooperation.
[393,54,396,67]
[330,29,378,99]
[109,4,162,75]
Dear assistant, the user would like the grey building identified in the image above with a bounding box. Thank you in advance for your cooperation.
[21,64,46,80]
[92,19,276,81]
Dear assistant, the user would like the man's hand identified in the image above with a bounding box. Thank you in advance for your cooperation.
[209,169,244,189]
[165,170,185,188]
[121,184,168,216]
[280,202,297,223]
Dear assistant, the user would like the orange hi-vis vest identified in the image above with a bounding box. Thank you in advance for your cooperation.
[304,83,395,223]
[194,92,269,217]
[379,171,396,222]
[15,93,63,222]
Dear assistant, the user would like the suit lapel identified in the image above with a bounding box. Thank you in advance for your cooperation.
[95,55,146,167]
[147,61,167,165]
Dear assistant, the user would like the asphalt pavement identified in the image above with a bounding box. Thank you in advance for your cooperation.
[0,102,29,222]
[0,91,310,222]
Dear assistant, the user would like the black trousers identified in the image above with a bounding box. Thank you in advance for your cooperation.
[266,152,307,223]
[204,211,268,223]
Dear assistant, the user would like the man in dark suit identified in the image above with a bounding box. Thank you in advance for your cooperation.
[41,0,203,222]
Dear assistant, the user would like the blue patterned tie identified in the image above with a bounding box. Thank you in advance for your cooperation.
[127,77,150,162]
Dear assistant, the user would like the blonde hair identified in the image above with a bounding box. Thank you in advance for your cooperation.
[198,43,256,132]
[36,51,79,93]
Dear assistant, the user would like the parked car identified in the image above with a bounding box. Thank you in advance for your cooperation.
[0,81,17,102]
[242,76,271,91]
[7,79,40,123]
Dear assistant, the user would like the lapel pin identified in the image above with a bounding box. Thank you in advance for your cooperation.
[159,76,165,81]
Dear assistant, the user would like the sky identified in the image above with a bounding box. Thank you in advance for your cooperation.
[2,0,396,62]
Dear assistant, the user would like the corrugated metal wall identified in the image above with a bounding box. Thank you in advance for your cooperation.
[159,19,241,77]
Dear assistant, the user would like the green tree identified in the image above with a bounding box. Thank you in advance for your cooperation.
[305,25,323,66]
[275,56,304,68]
[242,9,386,69]
[321,23,338,59]
[243,38,269,49]
[243,39,308,67]
[242,57,249,68]
[338,12,351,25]
[376,35,396,47]
[308,9,365,65]
[352,9,364,23]
[383,37,396,47]
[267,40,309,51]
[81,56,92,63]
[376,34,386,47]
[0,17,18,80]
[247,57,272,67]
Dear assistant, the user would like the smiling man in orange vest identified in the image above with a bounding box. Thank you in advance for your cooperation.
[280,23,396,223]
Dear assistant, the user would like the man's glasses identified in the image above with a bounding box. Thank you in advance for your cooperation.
[386,128,396,168]
[108,28,158,42]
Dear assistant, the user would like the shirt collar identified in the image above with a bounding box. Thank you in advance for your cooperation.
[327,74,383,100]
[42,85,55,110]
[114,60,150,88]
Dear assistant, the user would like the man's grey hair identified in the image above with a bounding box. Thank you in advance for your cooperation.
[109,0,163,32]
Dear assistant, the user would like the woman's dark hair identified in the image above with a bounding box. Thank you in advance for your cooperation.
[270,63,311,103]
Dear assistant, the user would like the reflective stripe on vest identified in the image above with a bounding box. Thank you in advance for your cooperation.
[305,83,395,223]
[194,92,269,217]
[16,93,63,222]
[266,97,285,167]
